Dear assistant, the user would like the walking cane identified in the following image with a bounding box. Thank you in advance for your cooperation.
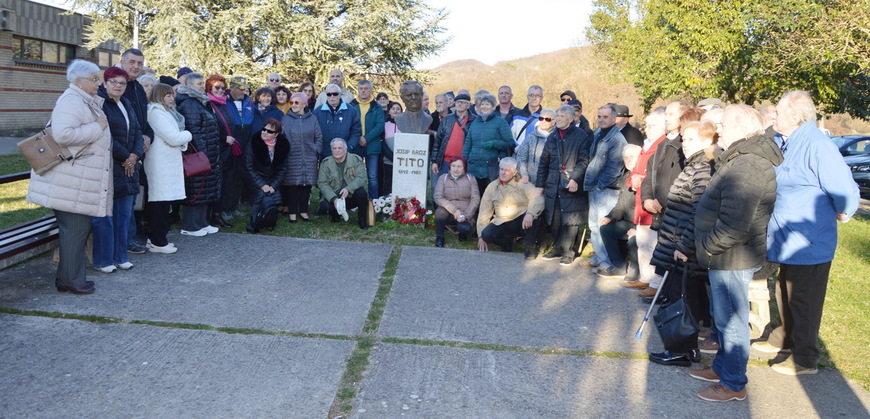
[634,269,671,339]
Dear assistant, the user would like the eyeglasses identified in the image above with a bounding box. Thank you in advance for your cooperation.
[561,97,571,102]
[108,79,128,86]
[326,92,340,97]
[527,94,542,98]
[262,128,278,134]
[268,78,280,82]
[213,86,226,91]
[290,101,303,105]
[85,77,100,83]
[539,117,554,122]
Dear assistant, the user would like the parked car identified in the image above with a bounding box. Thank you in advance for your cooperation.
[844,154,870,198]
[830,135,870,157]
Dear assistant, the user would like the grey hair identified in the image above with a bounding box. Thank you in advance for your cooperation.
[474,90,491,101]
[444,92,455,100]
[66,59,100,84]
[291,92,308,102]
[358,79,373,88]
[498,85,512,93]
[121,48,144,59]
[268,72,280,80]
[556,105,574,117]
[777,90,816,125]
[184,73,204,86]
[330,137,347,148]
[539,108,557,118]
[478,93,497,107]
[325,83,341,92]
[137,74,158,85]
[645,106,666,126]
[598,103,618,115]
[499,157,518,170]
[623,144,642,157]
[724,104,765,138]
[527,85,543,95]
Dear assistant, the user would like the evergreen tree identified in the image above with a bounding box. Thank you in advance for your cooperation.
[74,0,447,90]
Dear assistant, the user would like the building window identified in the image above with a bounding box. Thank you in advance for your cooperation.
[98,51,121,68]
[11,36,75,65]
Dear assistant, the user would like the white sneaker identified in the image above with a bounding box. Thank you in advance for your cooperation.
[181,228,208,237]
[96,265,117,273]
[203,225,219,234]
[147,240,178,254]
[117,262,134,270]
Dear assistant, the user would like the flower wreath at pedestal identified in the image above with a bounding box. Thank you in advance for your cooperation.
[372,194,431,227]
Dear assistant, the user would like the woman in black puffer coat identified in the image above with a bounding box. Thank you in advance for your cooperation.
[243,118,290,232]
[649,121,719,365]
[175,74,222,236]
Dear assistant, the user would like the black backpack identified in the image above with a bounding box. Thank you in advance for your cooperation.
[251,191,281,232]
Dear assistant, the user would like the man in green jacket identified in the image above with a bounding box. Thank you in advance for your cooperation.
[318,138,370,229]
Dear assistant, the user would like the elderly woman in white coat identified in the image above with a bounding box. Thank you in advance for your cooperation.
[144,83,192,253]
[26,59,112,295]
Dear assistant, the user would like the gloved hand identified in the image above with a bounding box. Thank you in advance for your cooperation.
[483,141,496,150]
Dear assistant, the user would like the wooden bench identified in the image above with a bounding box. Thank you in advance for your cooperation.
[0,172,60,270]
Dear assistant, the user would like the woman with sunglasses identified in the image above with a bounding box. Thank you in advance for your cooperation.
[515,108,557,186]
[281,92,322,222]
[243,118,290,233]
[206,74,238,228]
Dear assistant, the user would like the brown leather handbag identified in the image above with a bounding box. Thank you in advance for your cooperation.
[17,125,73,175]
[182,142,211,178]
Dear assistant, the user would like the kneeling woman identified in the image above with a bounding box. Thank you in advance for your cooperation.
[243,118,290,232]
[433,156,480,247]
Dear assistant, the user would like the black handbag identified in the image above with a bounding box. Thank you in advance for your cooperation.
[654,261,699,350]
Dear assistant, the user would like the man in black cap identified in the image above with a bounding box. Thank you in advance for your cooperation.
[568,99,593,139]
[176,67,193,85]
[615,104,644,147]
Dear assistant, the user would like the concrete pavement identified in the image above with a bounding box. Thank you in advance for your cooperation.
[1,234,868,418]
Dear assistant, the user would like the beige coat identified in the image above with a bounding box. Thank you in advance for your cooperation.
[27,84,113,217]
[476,177,544,234]
[144,103,191,202]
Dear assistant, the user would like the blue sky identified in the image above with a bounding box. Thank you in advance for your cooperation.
[416,0,594,68]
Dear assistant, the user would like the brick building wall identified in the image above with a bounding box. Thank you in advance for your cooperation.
[0,0,121,136]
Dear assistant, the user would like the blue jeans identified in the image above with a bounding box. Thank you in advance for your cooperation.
[709,267,759,392]
[92,194,135,268]
[588,189,619,267]
[366,154,380,199]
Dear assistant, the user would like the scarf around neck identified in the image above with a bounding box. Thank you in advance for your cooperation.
[208,92,227,105]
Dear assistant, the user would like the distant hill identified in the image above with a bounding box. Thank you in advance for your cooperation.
[416,47,869,134]
[421,46,644,124]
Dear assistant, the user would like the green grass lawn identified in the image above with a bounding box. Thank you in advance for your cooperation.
[1,153,868,390]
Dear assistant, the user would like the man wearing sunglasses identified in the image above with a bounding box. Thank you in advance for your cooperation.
[266,73,282,89]
[314,83,362,160]
[314,69,356,107]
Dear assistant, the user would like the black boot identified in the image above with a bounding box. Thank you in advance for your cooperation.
[649,350,692,367]
[211,213,233,229]
[435,236,445,247]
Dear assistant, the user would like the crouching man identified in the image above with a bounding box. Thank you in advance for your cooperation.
[477,157,544,257]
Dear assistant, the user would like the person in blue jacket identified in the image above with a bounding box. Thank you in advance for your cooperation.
[756,90,860,376]
[313,83,362,159]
